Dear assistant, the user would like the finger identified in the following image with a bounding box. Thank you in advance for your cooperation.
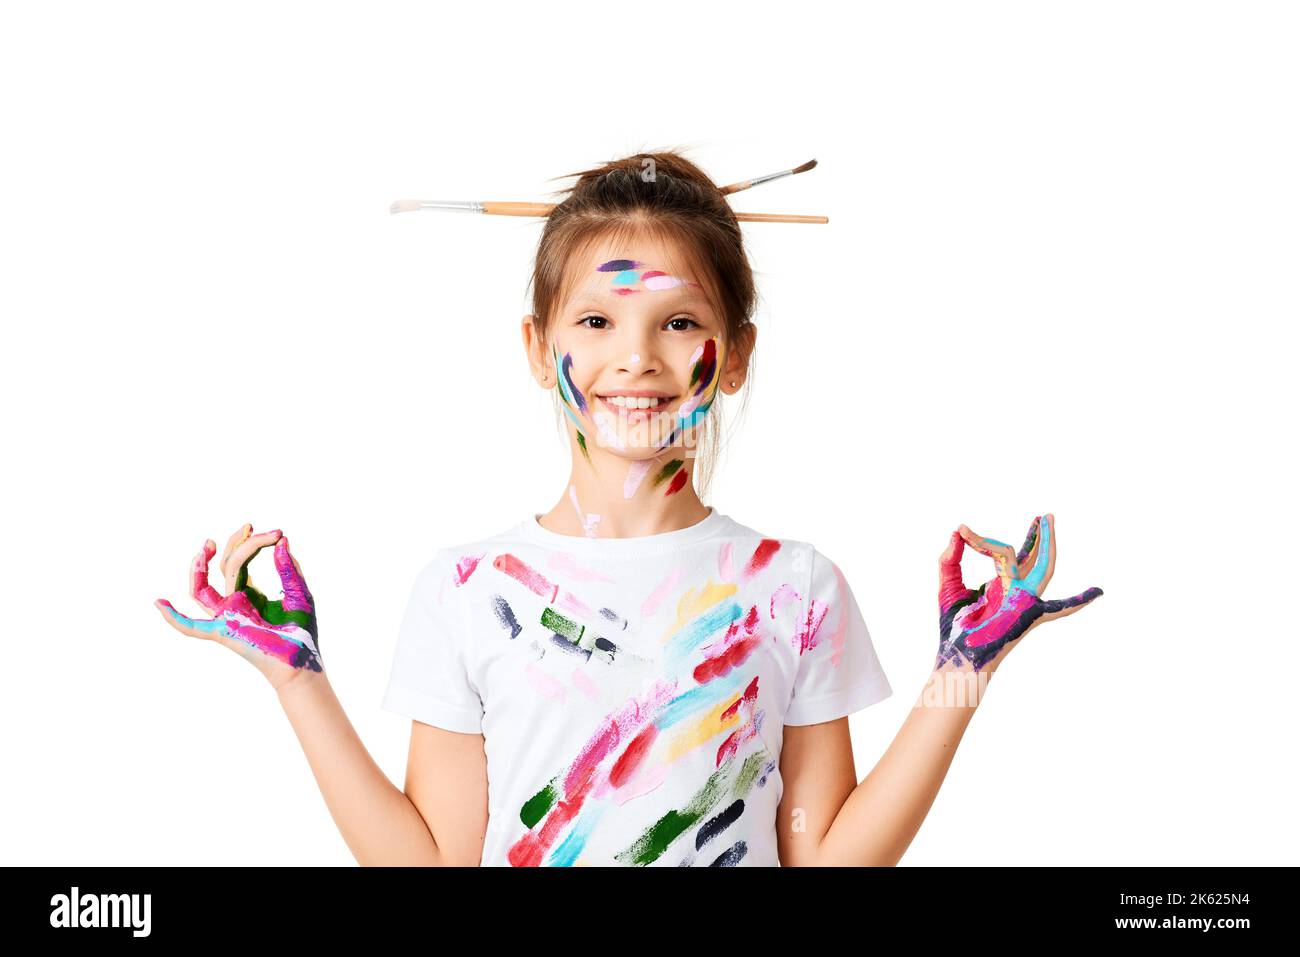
[958,524,1015,559]
[220,523,253,576]
[1038,585,1102,623]
[274,535,314,612]
[1045,513,1057,589]
[1015,516,1040,562]
[939,527,965,565]
[188,539,223,614]
[153,598,225,640]
[938,529,971,607]
[223,528,282,595]
[1015,516,1041,580]
[1020,513,1057,595]
[958,524,1017,579]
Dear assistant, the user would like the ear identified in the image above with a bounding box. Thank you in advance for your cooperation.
[722,323,756,393]
[521,314,553,388]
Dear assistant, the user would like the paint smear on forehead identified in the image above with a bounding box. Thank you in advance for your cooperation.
[594,259,704,297]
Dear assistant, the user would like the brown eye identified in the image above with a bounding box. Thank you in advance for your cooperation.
[578,315,608,329]
[668,316,701,331]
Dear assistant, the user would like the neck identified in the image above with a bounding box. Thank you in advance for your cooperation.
[537,431,710,539]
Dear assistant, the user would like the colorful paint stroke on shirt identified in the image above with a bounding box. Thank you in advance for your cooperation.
[483,537,839,866]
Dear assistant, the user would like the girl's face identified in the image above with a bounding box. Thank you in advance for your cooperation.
[549,238,726,458]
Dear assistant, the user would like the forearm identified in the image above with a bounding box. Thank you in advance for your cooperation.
[276,670,443,866]
[818,666,994,866]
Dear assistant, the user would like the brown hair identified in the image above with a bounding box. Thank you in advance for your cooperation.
[526,149,761,502]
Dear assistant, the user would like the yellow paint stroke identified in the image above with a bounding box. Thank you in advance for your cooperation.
[658,579,737,644]
[662,694,744,763]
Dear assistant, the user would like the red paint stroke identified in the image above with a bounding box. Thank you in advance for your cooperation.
[716,676,762,766]
[453,553,484,586]
[742,539,781,580]
[956,576,1008,633]
[609,725,659,788]
[508,680,678,866]
[493,553,559,601]
[694,605,763,682]
[664,469,688,496]
[793,594,830,655]
[721,675,760,724]
[493,552,596,622]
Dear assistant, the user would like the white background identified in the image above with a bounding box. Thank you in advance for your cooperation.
[2,1,1293,866]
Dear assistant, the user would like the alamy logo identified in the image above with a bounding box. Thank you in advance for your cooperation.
[49,886,151,937]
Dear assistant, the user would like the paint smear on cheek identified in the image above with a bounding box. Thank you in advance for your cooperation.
[678,336,722,422]
[560,350,588,414]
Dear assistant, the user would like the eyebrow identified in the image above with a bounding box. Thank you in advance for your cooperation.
[567,290,713,310]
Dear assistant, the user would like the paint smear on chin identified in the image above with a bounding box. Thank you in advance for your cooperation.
[624,458,653,498]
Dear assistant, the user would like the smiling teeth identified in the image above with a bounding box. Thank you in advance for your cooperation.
[604,395,667,409]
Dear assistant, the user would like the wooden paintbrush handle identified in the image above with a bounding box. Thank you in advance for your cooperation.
[481,201,827,224]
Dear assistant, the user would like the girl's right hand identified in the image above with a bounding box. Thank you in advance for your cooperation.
[154,523,323,691]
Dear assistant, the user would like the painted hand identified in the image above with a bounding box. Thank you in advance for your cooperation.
[935,514,1101,672]
[154,524,322,687]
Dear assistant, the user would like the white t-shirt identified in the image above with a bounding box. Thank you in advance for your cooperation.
[381,507,892,866]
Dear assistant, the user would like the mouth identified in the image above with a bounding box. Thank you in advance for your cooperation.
[594,394,678,420]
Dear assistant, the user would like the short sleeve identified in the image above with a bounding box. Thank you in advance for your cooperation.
[784,548,892,726]
[381,551,484,734]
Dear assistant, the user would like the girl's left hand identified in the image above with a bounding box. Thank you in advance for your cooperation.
[935,514,1102,672]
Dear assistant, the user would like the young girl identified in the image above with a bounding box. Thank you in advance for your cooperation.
[153,152,1102,867]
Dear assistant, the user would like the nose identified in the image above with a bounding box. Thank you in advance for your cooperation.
[621,351,652,372]
[616,335,662,375]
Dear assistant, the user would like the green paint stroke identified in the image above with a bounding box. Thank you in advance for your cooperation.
[541,607,583,643]
[521,776,559,829]
[651,459,684,487]
[614,748,771,865]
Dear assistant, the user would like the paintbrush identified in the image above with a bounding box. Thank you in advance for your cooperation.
[390,159,827,224]
[716,158,818,195]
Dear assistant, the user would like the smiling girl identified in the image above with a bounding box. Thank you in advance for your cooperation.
[153,151,1102,866]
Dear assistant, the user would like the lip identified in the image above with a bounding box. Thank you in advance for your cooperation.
[595,390,675,399]
[596,394,678,418]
